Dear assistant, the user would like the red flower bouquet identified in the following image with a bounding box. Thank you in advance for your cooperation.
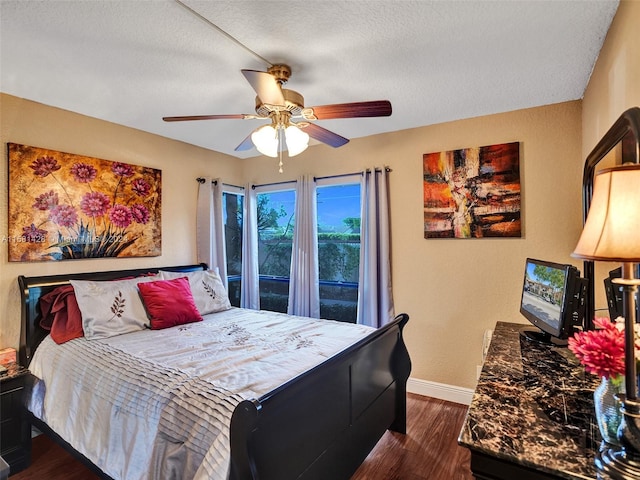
[568,317,627,383]
[569,316,640,445]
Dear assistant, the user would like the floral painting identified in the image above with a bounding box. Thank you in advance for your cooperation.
[423,142,521,238]
[7,143,161,262]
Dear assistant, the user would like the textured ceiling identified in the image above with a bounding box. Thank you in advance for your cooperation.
[0,0,619,159]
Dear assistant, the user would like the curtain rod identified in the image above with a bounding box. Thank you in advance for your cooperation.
[196,178,244,190]
[251,179,297,190]
[314,166,392,182]
[199,167,392,189]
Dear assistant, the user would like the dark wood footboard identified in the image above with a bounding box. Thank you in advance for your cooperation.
[229,313,411,480]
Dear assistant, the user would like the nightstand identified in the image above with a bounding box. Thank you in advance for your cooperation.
[0,364,31,475]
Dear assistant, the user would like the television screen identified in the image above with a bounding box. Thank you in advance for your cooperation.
[519,258,585,345]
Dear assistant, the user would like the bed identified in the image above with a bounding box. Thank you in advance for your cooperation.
[18,264,411,480]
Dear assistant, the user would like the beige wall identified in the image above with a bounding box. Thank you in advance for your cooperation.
[581,0,640,310]
[0,93,242,349]
[2,0,635,392]
[582,0,640,156]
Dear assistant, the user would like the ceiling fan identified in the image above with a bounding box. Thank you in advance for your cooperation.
[162,64,392,159]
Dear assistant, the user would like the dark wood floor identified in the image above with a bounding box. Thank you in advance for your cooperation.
[352,393,473,480]
[12,393,473,480]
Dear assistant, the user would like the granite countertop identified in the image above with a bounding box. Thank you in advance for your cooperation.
[458,321,601,479]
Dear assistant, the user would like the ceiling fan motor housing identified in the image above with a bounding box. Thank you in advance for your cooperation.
[254,88,304,117]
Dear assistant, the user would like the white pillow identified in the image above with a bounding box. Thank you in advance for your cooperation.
[70,275,160,340]
[160,269,231,315]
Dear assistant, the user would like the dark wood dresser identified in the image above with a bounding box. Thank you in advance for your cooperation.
[0,364,31,476]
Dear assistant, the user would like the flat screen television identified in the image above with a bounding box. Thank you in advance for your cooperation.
[519,258,587,346]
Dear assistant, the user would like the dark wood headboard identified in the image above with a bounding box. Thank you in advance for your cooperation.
[18,263,207,367]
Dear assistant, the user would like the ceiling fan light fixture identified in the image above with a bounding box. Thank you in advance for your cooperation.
[251,125,279,157]
[284,125,309,157]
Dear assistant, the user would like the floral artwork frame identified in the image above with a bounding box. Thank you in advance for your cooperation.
[423,141,521,238]
[7,143,161,262]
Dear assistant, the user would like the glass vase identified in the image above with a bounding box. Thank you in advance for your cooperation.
[594,376,624,446]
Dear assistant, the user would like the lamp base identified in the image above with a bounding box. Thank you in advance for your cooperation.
[596,395,640,479]
[596,447,640,479]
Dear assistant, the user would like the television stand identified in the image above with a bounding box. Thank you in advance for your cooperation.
[459,322,600,479]
[518,326,568,346]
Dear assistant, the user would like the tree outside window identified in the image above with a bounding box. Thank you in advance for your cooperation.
[222,191,243,306]
[256,189,296,313]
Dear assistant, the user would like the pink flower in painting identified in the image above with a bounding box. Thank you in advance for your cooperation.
[568,317,626,379]
[131,204,150,224]
[32,190,59,211]
[71,163,97,183]
[131,178,151,197]
[109,204,133,228]
[22,224,48,242]
[111,162,134,177]
[49,204,78,228]
[29,156,61,177]
[80,191,111,217]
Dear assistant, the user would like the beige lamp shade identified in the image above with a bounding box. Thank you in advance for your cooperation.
[572,164,640,262]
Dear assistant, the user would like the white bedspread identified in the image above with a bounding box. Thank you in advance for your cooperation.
[28,308,374,480]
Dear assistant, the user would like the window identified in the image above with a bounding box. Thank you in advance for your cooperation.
[222,177,362,321]
[256,188,296,313]
[222,188,243,306]
[316,181,361,322]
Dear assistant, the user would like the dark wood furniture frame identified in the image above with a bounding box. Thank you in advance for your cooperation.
[0,368,31,475]
[581,106,640,331]
[18,264,411,480]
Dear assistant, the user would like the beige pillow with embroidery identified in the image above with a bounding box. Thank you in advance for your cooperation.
[70,275,160,339]
[160,270,232,315]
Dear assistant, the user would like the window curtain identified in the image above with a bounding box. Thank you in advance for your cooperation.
[196,177,227,285]
[240,184,260,310]
[357,168,395,327]
[287,175,320,318]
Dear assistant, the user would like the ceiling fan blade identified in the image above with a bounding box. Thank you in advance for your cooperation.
[242,70,285,106]
[302,100,392,120]
[235,131,256,152]
[299,123,349,148]
[163,114,248,122]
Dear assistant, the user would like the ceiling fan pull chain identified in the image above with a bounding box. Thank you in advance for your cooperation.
[278,127,284,174]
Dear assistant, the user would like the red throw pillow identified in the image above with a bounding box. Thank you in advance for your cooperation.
[137,277,203,330]
[39,285,84,344]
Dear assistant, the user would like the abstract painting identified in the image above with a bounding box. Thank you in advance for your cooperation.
[7,143,161,261]
[423,142,520,238]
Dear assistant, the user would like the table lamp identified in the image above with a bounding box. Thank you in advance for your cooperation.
[572,163,640,478]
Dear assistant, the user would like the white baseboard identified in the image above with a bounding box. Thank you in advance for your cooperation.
[407,377,474,405]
